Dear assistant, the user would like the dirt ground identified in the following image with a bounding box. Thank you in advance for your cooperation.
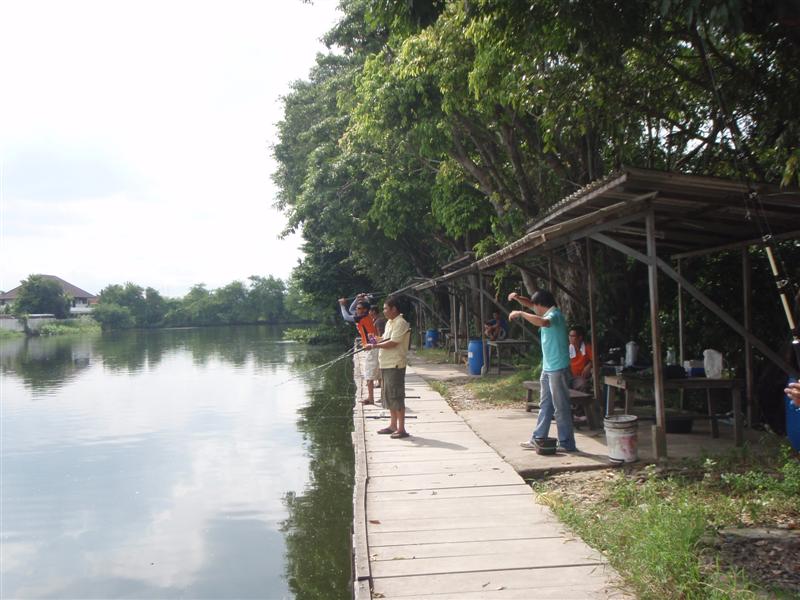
[432,367,800,596]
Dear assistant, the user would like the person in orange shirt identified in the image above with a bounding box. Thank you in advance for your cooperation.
[568,326,593,392]
[338,295,380,404]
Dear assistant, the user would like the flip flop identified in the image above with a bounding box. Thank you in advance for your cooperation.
[390,431,410,439]
[377,427,395,434]
[359,400,375,405]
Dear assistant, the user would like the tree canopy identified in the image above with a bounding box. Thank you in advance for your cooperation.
[273,0,800,338]
[12,275,71,319]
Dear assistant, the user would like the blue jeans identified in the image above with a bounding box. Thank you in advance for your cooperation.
[532,368,577,451]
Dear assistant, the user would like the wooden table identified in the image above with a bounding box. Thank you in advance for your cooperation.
[486,339,530,375]
[603,375,744,445]
[444,333,468,363]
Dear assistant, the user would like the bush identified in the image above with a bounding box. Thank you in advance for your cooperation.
[91,303,135,331]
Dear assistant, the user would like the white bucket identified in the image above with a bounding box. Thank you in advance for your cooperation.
[605,415,639,464]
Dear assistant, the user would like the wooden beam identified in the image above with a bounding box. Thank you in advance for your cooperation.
[586,239,602,412]
[591,233,799,377]
[671,229,800,260]
[405,293,450,329]
[677,259,685,366]
[479,273,487,375]
[742,248,755,426]
[647,212,668,458]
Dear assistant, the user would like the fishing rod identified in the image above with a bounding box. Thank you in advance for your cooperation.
[276,346,365,387]
[696,26,800,372]
[344,291,387,301]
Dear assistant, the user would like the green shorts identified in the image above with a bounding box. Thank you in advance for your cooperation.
[381,367,406,411]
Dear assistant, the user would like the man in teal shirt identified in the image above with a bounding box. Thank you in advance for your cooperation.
[509,289,577,452]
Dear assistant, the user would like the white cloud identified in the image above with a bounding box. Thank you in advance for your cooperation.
[0,0,339,296]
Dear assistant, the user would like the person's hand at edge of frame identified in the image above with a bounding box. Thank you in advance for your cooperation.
[786,382,800,407]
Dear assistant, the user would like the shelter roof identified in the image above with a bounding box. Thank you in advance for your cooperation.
[403,167,800,292]
[0,275,97,301]
[477,166,800,270]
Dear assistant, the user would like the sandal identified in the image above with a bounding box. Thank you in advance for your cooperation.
[377,427,395,434]
[359,400,375,405]
[390,431,410,439]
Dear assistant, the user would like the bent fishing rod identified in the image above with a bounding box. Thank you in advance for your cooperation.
[697,27,800,371]
[275,345,366,387]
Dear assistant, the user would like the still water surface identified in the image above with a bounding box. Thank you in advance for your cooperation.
[1,326,355,599]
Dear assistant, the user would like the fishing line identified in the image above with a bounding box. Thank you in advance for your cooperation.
[275,346,365,387]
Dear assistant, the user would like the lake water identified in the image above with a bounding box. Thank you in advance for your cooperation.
[1,326,355,599]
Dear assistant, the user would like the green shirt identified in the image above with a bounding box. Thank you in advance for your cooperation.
[541,306,569,372]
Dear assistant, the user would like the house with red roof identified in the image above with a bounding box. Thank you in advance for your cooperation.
[0,275,98,315]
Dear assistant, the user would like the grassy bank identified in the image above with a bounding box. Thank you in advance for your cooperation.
[37,319,101,336]
[414,347,542,407]
[534,444,800,599]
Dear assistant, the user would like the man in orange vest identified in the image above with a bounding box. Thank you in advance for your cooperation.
[339,295,380,404]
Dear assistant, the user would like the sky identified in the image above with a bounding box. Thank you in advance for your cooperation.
[0,0,341,298]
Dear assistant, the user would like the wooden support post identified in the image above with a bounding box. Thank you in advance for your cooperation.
[479,272,487,375]
[586,239,602,415]
[742,247,755,426]
[647,211,668,458]
[677,258,685,366]
[677,258,685,410]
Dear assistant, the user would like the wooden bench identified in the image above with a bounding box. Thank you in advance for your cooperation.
[523,380,600,430]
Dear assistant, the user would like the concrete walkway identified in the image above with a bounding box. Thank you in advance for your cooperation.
[352,369,628,599]
[409,359,767,479]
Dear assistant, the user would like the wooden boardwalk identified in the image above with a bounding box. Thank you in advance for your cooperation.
[352,367,628,599]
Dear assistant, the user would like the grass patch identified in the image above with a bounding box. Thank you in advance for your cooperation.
[534,443,800,599]
[414,348,450,363]
[0,328,24,339]
[464,359,542,407]
[37,319,101,336]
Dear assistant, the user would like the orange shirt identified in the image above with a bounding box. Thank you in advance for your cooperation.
[570,342,593,377]
[356,314,378,346]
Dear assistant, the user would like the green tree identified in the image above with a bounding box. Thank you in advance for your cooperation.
[91,302,135,331]
[247,275,286,323]
[12,275,71,318]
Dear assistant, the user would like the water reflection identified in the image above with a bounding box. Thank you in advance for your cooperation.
[282,359,355,600]
[1,327,355,599]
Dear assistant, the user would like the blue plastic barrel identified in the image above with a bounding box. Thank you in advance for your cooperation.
[786,378,800,451]
[467,339,484,375]
[424,329,439,348]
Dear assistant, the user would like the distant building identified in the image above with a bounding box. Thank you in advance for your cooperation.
[0,275,98,315]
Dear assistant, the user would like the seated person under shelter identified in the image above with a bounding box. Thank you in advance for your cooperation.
[568,326,593,392]
[484,311,509,341]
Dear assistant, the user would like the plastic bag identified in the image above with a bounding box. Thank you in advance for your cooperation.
[703,349,723,379]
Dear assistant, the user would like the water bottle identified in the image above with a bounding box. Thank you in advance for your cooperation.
[666,347,676,365]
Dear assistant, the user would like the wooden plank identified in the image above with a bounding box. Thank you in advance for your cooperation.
[372,552,604,578]
[366,471,525,493]
[353,365,623,599]
[367,484,532,503]
[368,457,514,477]
[372,565,623,598]
[368,524,562,547]
[365,511,559,534]
[367,494,541,519]
[371,537,594,562]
